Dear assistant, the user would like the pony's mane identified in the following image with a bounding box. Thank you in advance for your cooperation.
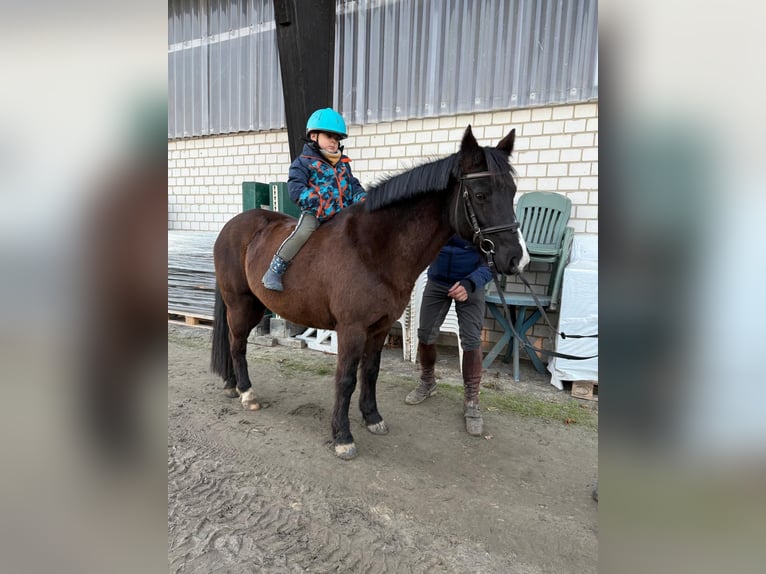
[365,147,514,211]
[485,146,517,178]
[365,154,459,211]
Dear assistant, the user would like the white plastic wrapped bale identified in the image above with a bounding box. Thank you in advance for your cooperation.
[548,234,598,390]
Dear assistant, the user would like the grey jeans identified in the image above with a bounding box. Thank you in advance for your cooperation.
[275,212,320,262]
[417,278,485,351]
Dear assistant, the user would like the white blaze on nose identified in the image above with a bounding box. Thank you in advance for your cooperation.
[516,230,530,271]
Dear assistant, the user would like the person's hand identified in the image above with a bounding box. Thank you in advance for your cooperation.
[447,281,468,302]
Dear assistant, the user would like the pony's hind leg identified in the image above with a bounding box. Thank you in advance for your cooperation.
[359,331,389,435]
[211,286,239,398]
[227,295,266,410]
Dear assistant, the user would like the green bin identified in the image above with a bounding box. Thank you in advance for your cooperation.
[242,181,270,212]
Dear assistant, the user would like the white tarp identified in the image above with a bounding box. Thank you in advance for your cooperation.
[548,234,598,389]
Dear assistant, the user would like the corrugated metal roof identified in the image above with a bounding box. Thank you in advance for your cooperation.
[169,0,598,138]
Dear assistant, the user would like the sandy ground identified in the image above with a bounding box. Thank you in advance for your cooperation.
[168,323,597,573]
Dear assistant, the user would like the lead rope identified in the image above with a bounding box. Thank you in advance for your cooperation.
[515,271,598,340]
[489,270,598,361]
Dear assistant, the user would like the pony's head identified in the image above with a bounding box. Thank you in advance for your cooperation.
[451,126,529,275]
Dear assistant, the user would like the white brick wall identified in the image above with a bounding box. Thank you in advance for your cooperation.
[168,102,599,355]
[168,129,290,231]
[168,102,599,235]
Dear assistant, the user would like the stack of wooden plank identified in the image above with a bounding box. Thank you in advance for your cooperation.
[168,231,218,320]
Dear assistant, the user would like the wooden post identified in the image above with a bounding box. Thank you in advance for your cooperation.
[272,0,336,162]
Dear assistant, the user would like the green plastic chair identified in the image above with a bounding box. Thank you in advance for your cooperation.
[482,190,574,379]
[517,191,573,310]
[517,191,573,263]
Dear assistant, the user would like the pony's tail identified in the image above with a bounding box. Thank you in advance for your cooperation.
[210,285,234,381]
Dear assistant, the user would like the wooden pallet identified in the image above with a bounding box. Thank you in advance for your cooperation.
[168,311,214,328]
[571,380,598,401]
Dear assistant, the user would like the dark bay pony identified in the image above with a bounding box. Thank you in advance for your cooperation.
[211,126,529,459]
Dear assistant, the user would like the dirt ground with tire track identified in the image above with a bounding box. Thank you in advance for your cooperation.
[168,323,597,573]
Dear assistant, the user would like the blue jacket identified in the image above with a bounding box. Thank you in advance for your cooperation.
[427,235,492,293]
[288,142,366,222]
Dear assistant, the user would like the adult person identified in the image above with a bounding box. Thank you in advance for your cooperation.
[405,235,492,436]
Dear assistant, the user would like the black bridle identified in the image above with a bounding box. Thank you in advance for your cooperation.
[453,170,598,362]
[453,171,519,271]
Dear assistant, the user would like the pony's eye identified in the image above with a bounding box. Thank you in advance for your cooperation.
[474,192,487,201]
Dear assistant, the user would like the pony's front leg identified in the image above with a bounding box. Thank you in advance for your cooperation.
[359,333,389,435]
[332,330,365,460]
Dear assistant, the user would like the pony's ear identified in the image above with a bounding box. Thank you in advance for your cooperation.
[496,128,516,155]
[460,125,485,170]
[460,125,479,152]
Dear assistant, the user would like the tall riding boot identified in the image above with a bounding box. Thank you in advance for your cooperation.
[405,342,438,404]
[462,348,484,436]
[261,255,289,291]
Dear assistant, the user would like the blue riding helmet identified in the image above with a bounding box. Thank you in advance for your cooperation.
[305,108,348,139]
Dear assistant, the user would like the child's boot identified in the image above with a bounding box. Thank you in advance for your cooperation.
[262,255,289,291]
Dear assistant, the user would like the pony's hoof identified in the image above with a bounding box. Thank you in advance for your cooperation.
[367,421,389,435]
[222,387,238,399]
[334,443,357,460]
[239,389,262,411]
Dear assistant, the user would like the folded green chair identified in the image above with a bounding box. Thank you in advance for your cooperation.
[516,191,573,309]
[518,191,572,257]
[483,191,574,380]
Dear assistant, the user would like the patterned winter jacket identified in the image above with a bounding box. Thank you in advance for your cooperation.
[287,142,367,222]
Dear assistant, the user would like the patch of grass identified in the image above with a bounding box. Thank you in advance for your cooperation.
[168,333,210,351]
[168,332,336,377]
[276,358,335,376]
[436,383,597,431]
[384,374,420,387]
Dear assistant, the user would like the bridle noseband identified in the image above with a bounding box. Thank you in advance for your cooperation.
[453,171,519,270]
